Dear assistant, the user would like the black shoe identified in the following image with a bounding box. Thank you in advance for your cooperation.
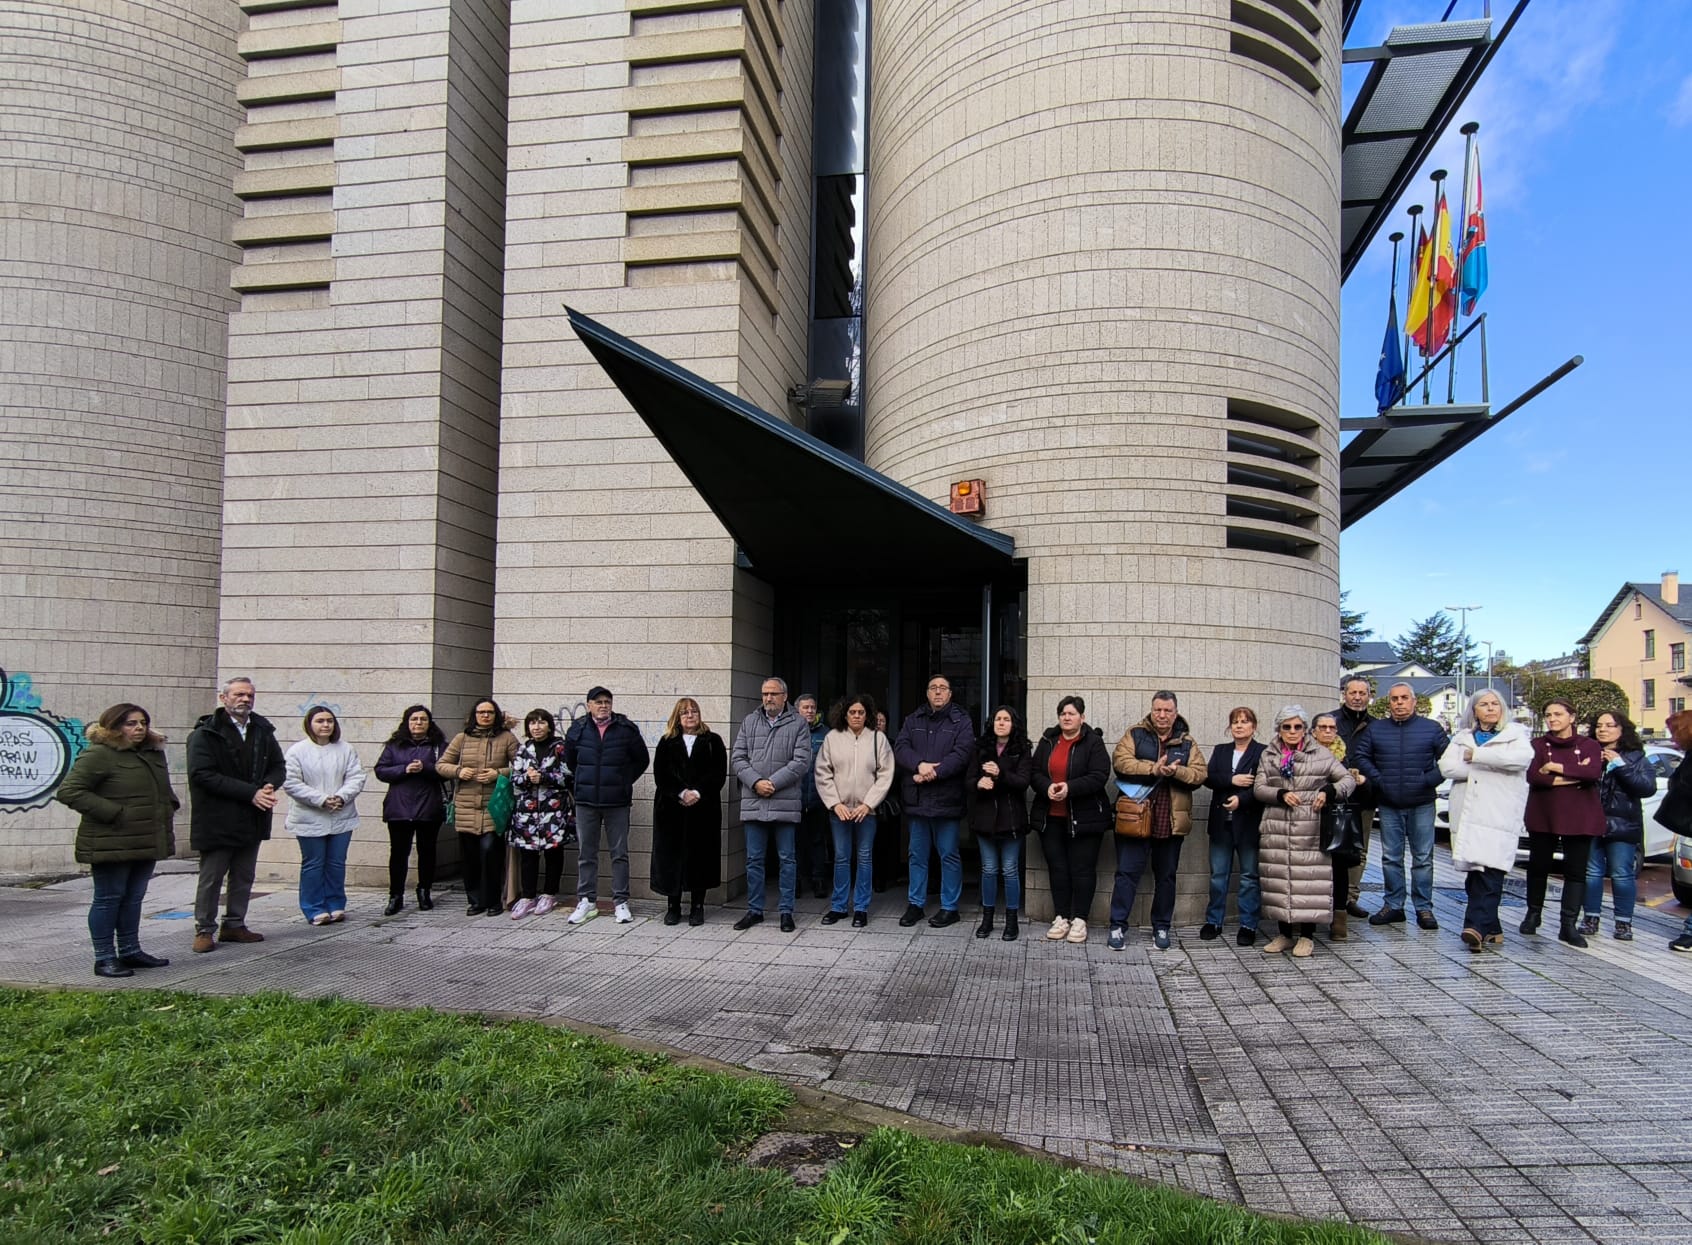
[779,913,796,933]
[485,904,503,917]
[466,904,485,917]
[820,910,848,925]
[663,903,682,926]
[1519,907,1542,935]
[94,958,134,979]
[384,895,403,916]
[118,950,170,969]
[898,904,925,927]
[1001,910,1019,941]
[1369,907,1405,926]
[416,887,434,911]
[1236,928,1256,947]
[1558,919,1588,949]
[851,912,868,928]
[1416,910,1439,931]
[1345,901,1370,919]
[733,911,763,931]
[928,908,960,929]
[688,905,705,927]
[975,910,995,939]
[1199,923,1222,941]
[1671,933,1692,953]
[811,879,829,900]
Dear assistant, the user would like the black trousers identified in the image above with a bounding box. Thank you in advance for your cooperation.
[1525,832,1593,921]
[1279,921,1316,938]
[1042,820,1099,919]
[460,831,505,911]
[517,845,564,899]
[796,805,832,885]
[387,820,439,894]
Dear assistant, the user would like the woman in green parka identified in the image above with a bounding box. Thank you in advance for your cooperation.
[56,703,180,979]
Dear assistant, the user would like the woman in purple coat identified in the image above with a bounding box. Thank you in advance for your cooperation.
[1522,698,1605,946]
[374,704,447,914]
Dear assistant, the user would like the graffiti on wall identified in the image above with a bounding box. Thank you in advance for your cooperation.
[0,668,85,812]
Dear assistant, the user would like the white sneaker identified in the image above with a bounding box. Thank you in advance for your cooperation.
[613,902,634,924]
[1046,916,1071,940]
[509,898,535,921]
[1066,918,1089,944]
[567,898,595,925]
[532,895,556,917]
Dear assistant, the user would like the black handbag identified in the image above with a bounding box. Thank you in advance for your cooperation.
[1654,770,1692,836]
[1323,803,1364,867]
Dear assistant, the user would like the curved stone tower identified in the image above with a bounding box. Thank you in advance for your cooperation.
[0,1,242,864]
[865,0,1343,919]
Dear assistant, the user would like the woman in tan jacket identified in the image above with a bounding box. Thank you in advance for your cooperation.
[437,698,519,916]
[1254,704,1355,958]
[814,694,895,927]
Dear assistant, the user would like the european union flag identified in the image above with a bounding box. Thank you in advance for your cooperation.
[1374,292,1405,414]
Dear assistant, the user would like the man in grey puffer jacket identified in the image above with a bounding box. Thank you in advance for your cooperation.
[731,676,813,932]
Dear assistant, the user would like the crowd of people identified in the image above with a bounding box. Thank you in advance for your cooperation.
[54,673,1692,979]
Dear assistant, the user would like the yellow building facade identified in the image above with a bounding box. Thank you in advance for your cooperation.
[1582,572,1691,737]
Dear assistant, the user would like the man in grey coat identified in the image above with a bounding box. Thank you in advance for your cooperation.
[731,676,813,932]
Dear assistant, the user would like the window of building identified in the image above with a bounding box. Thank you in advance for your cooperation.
[1672,643,1685,672]
[1635,599,1644,619]
[1670,698,1687,716]
[1644,630,1656,660]
[1643,679,1656,709]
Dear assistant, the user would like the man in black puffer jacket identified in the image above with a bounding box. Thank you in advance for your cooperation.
[563,686,651,925]
[894,675,975,929]
[1351,683,1448,930]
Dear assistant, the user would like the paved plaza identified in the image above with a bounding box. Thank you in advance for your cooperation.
[4,850,1690,1245]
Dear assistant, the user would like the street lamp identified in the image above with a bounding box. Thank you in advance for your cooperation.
[1479,639,1494,698]
[1446,604,1482,701]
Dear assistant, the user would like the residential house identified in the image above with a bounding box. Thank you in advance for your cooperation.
[1580,571,1692,737]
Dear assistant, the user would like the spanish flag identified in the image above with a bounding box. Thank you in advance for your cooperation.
[1405,188,1456,356]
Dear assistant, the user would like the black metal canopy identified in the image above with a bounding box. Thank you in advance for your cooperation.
[566,308,1016,586]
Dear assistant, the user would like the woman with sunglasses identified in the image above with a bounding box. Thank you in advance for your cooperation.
[1254,705,1354,957]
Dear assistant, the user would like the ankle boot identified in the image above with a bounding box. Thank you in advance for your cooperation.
[688,901,705,927]
[1558,917,1588,948]
[975,908,995,939]
[1001,910,1019,941]
[1519,907,1541,935]
[383,894,403,916]
[416,886,434,911]
[664,896,682,926]
[1329,910,1348,940]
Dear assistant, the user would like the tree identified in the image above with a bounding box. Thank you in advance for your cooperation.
[1526,678,1628,725]
[1392,612,1475,675]
[1340,590,1371,659]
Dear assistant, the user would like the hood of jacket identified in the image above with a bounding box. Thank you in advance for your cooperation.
[86,723,167,750]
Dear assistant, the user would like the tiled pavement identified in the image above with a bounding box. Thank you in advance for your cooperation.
[4,850,1690,1244]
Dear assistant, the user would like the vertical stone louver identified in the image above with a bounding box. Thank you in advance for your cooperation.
[0,0,243,867]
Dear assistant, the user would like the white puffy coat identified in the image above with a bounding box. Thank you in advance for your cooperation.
[1438,722,1531,872]
[283,739,366,837]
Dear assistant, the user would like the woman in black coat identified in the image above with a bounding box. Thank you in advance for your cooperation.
[1580,710,1657,941]
[1200,706,1266,946]
[967,705,1033,941]
[650,697,728,925]
[373,704,447,914]
[1031,695,1114,944]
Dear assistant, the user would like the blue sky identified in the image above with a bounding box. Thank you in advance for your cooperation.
[1338,0,1689,664]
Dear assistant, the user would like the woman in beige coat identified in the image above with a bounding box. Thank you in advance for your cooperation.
[436,698,519,916]
[814,694,895,926]
[1254,704,1355,958]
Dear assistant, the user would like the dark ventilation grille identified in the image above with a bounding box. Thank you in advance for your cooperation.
[1231,0,1322,94]
[1225,400,1321,560]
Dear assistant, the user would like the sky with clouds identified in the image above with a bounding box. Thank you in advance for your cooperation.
[1337,0,1689,664]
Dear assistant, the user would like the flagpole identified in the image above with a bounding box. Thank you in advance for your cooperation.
[1424,169,1447,403]
[1448,123,1479,403]
[1404,203,1422,402]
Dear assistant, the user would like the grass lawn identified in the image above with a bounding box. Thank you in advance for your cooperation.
[0,989,1387,1244]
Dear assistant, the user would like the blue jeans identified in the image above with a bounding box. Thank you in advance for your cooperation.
[1205,818,1260,930]
[298,832,351,920]
[744,821,796,914]
[829,814,876,913]
[1584,839,1639,920]
[978,835,1022,910]
[907,816,961,910]
[1377,803,1435,914]
[89,860,156,958]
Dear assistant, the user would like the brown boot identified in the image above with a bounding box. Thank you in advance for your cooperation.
[1329,911,1348,941]
[192,932,217,954]
[219,925,265,943]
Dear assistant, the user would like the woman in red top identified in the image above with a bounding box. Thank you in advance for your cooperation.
[1522,697,1605,947]
[1031,695,1113,944]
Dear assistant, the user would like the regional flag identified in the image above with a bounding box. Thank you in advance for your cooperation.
[1375,289,1405,413]
[1460,144,1488,315]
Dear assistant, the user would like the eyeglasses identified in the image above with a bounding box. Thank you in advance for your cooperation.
[475,709,497,716]
[1280,723,1305,732]
[1313,723,1337,732]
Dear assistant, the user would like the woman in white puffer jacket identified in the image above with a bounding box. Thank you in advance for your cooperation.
[284,705,367,926]
[1439,690,1531,952]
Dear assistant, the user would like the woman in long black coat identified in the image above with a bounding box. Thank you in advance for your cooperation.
[651,696,728,925]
